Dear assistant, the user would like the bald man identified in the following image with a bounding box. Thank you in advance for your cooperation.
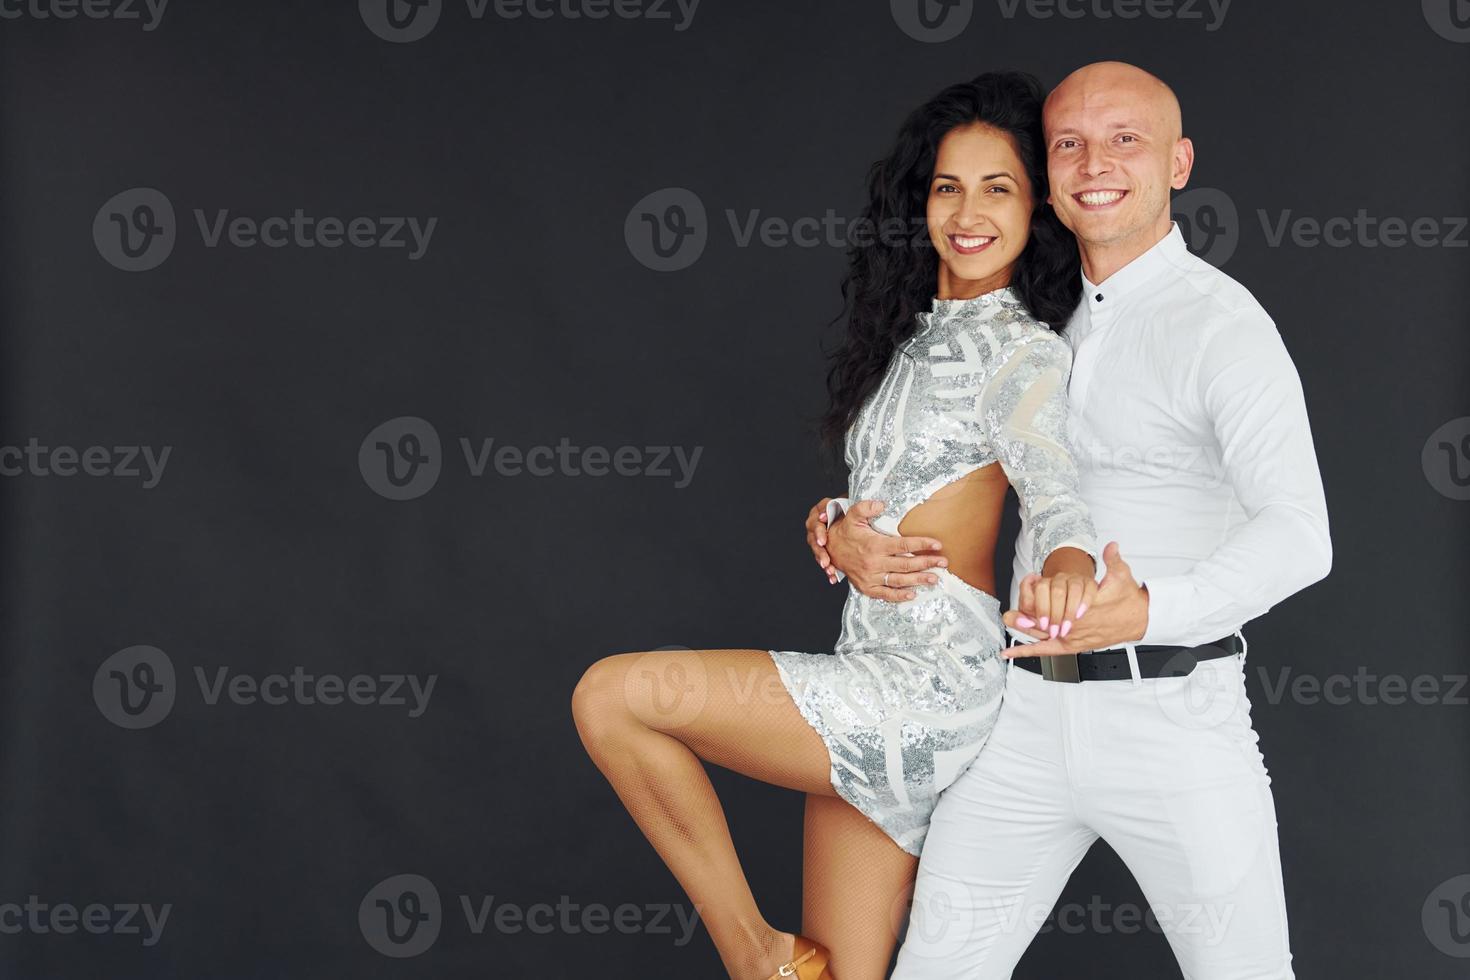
[824,63,1330,977]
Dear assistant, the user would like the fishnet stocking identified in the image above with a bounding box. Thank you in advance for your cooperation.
[572,648,917,979]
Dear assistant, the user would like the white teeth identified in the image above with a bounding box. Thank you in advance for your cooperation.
[954,235,993,248]
[1078,190,1125,206]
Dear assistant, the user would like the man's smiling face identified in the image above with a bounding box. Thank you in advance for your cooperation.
[1043,63,1192,254]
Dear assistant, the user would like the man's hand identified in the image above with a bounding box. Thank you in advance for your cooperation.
[805,498,947,601]
[1002,542,1149,657]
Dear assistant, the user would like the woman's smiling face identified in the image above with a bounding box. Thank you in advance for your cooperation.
[927,122,1035,300]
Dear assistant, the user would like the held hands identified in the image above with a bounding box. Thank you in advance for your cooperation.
[804,497,946,602]
[1012,570,1097,641]
[1001,542,1150,658]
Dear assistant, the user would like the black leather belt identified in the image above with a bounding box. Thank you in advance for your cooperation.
[1010,634,1241,683]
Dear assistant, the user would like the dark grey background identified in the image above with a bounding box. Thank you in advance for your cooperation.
[2,1,1468,976]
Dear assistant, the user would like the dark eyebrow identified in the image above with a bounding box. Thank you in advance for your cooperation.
[932,171,1017,182]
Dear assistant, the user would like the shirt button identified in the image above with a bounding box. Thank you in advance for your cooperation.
[1094,293,1104,303]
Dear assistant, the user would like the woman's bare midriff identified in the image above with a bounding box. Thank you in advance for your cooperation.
[895,462,1010,598]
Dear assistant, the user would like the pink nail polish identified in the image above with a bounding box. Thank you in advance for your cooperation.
[1039,617,1049,630]
[1049,624,1060,639]
[1016,616,1035,628]
[1075,602,1088,619]
[1061,620,1072,638]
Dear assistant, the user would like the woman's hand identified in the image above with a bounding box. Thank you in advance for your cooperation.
[1002,543,1148,655]
[1012,571,1096,639]
[1010,545,1098,639]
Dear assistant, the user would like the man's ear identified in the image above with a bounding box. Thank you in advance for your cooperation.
[1171,136,1195,190]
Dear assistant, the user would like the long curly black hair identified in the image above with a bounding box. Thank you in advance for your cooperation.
[818,71,1080,454]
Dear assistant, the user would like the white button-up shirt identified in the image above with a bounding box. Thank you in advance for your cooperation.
[1011,223,1333,647]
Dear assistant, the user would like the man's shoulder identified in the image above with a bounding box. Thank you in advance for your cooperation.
[1155,254,1300,380]
[1163,250,1275,333]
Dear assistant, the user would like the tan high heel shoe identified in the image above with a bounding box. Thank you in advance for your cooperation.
[764,934,831,979]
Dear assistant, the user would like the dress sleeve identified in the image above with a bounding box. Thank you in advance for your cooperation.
[979,331,1099,573]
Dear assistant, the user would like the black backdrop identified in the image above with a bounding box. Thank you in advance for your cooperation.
[2,2,1468,977]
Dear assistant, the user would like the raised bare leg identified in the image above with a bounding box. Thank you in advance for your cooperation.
[572,648,839,979]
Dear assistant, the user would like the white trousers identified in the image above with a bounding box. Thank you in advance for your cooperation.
[891,641,1295,979]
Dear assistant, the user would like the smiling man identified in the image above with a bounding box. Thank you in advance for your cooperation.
[813,62,1331,978]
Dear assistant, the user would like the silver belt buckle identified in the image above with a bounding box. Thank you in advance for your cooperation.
[1040,652,1082,683]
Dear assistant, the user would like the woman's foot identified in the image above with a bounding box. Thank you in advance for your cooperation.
[729,926,796,979]
[738,928,830,979]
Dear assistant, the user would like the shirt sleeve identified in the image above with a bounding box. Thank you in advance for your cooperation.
[1139,314,1333,645]
[980,331,1099,574]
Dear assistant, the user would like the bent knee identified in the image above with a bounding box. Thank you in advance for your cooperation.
[571,653,639,738]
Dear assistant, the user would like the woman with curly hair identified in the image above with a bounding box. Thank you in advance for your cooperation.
[572,71,1097,980]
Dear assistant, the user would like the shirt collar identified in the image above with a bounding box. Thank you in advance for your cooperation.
[1080,222,1189,304]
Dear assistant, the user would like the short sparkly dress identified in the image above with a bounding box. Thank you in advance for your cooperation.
[769,286,1098,856]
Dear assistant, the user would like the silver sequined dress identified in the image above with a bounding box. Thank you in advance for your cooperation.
[769,286,1098,855]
